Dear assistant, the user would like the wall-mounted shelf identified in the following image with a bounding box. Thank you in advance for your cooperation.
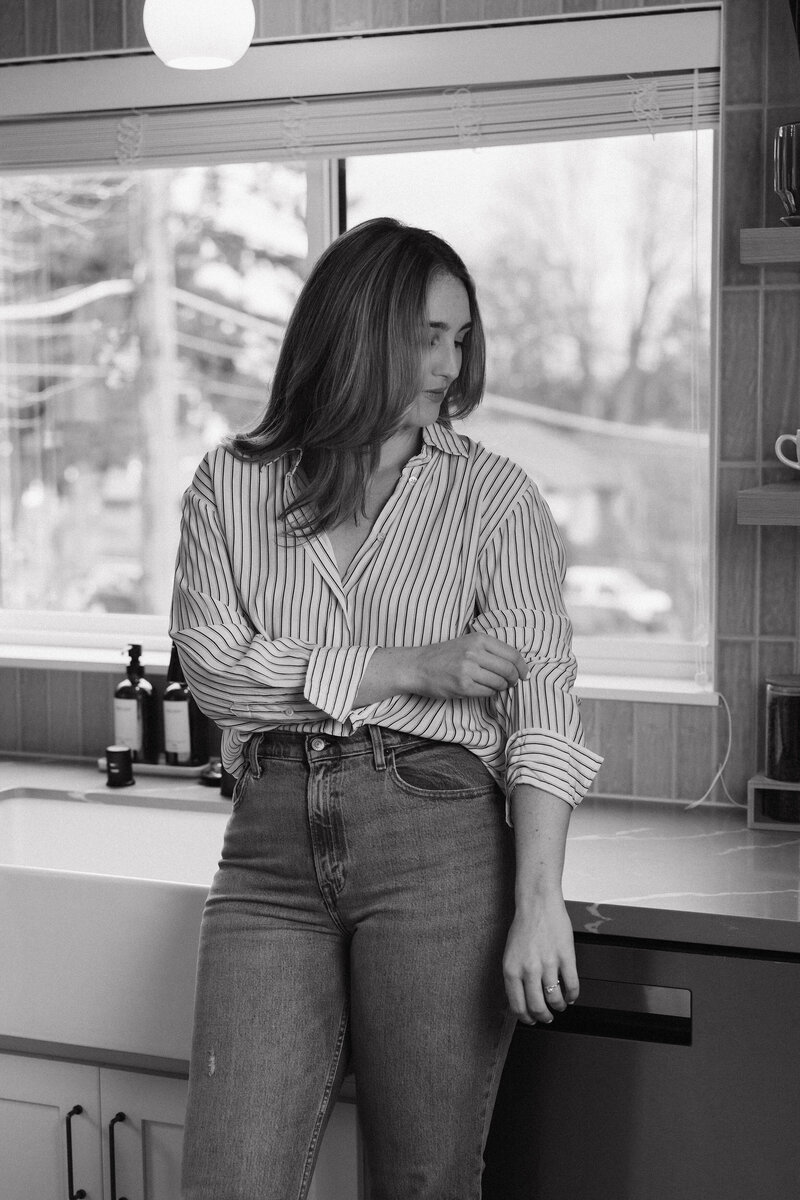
[748,774,800,831]
[737,483,800,526]
[740,226,800,264]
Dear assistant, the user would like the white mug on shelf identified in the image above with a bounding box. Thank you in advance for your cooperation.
[775,429,800,470]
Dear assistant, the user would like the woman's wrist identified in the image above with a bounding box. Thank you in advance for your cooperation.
[514,881,565,911]
[354,645,423,706]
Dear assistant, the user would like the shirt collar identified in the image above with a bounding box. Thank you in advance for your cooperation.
[283,422,468,474]
[285,448,303,478]
[422,420,470,458]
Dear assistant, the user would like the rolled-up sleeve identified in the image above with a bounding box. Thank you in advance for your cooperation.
[472,480,603,816]
[169,466,376,732]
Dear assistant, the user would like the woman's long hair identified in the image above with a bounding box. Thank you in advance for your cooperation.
[227,217,486,535]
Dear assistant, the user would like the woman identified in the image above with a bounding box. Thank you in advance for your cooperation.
[172,216,602,1200]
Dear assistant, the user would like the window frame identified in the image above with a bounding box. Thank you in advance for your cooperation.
[0,10,722,701]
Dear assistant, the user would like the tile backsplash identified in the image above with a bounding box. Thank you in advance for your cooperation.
[0,665,718,805]
[1,0,799,804]
[0,665,222,765]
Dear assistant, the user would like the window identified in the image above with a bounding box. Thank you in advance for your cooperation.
[0,9,721,691]
[346,130,714,682]
[0,162,311,625]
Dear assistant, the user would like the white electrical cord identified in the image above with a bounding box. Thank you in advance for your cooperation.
[684,692,743,809]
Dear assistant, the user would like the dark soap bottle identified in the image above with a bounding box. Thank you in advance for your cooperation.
[113,643,158,763]
[163,644,209,766]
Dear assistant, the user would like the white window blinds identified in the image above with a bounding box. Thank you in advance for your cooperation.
[0,71,718,173]
[0,7,721,172]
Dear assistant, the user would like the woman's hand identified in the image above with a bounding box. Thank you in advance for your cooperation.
[411,633,528,699]
[502,889,579,1024]
[354,635,528,708]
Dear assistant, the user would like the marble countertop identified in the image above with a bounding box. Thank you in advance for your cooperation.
[564,795,800,955]
[3,756,800,957]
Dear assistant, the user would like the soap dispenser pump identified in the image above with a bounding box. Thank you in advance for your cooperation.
[113,643,158,763]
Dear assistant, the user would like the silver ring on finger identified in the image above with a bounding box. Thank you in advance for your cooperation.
[544,982,561,994]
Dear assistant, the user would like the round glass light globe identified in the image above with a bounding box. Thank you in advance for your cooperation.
[143,0,256,70]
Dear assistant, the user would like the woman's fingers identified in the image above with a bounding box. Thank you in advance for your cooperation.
[509,969,575,1025]
[477,637,529,685]
[504,975,537,1026]
[540,977,568,1013]
[559,961,580,1006]
[523,971,564,1023]
[418,633,529,699]
[465,637,528,693]
[471,666,521,695]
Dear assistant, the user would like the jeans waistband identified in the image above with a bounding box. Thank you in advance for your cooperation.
[245,725,431,774]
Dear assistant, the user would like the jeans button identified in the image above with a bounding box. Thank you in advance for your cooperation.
[310,737,326,751]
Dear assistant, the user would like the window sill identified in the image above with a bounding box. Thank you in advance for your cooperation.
[576,675,718,706]
[0,644,719,706]
[0,644,172,673]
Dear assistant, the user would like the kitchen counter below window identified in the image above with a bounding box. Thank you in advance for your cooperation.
[2,756,799,956]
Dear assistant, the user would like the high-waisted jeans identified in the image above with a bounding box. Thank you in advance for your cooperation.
[181,725,517,1200]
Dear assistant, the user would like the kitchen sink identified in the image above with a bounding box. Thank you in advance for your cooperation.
[0,786,229,1061]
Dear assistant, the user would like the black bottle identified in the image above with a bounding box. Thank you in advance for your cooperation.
[163,644,209,766]
[113,643,158,764]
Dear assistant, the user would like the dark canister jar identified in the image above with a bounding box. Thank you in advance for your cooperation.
[765,676,800,782]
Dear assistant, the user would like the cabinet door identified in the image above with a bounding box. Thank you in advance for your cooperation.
[0,1053,104,1200]
[100,1069,187,1200]
[308,1099,362,1200]
[101,1070,363,1200]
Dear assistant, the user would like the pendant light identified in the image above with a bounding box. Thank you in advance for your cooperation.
[143,0,256,70]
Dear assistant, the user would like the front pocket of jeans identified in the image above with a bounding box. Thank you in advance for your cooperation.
[388,742,497,800]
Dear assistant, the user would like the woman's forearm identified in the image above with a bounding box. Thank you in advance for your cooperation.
[510,784,572,906]
[503,784,579,1021]
[353,646,421,707]
[353,635,528,708]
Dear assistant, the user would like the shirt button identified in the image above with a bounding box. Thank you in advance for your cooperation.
[310,737,326,751]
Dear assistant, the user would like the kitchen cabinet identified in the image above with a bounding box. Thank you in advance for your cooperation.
[98,1068,187,1200]
[0,1054,184,1200]
[482,936,800,1200]
[0,1056,102,1200]
[0,1052,361,1199]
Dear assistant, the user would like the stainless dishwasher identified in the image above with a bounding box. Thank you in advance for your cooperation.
[482,935,800,1200]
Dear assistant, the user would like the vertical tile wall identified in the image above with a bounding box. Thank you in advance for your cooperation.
[1,0,799,805]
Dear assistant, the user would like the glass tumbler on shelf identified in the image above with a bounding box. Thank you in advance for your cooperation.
[765,676,800,782]
[764,676,800,823]
[774,123,800,225]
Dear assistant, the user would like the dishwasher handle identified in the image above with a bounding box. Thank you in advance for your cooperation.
[535,977,692,1045]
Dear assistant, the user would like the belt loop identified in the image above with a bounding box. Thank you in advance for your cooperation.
[367,725,387,771]
[246,732,263,779]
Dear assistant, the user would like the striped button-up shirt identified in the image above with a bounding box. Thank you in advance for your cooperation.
[170,421,602,819]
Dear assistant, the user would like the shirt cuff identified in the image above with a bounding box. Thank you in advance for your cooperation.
[305,645,378,724]
[505,728,604,813]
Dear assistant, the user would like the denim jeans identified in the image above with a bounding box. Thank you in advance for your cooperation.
[181,725,517,1200]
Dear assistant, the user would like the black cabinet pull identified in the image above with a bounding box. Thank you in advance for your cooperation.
[109,1111,129,1200]
[65,1105,87,1200]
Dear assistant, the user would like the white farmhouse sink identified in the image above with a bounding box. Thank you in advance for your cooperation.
[0,786,229,1062]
